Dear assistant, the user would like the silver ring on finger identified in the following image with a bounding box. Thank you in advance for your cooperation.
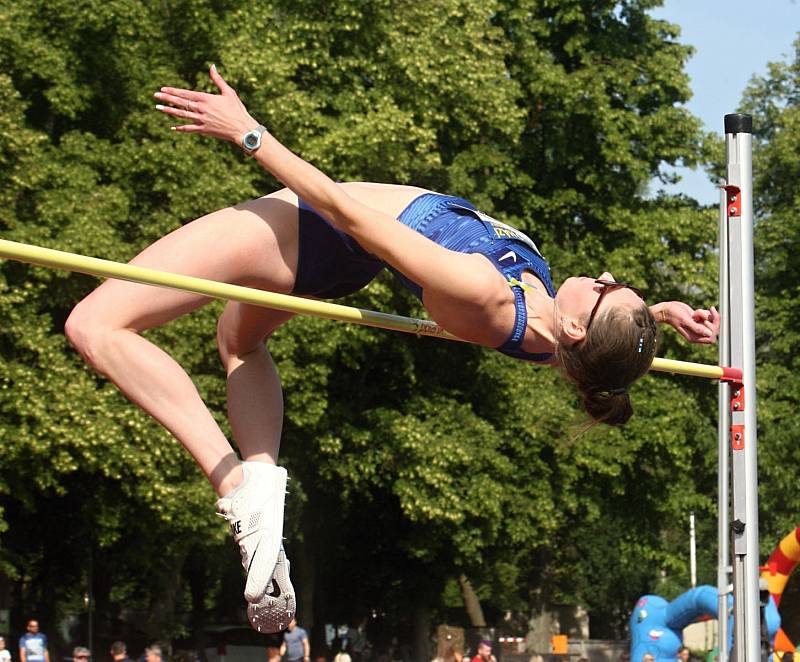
[186,101,195,113]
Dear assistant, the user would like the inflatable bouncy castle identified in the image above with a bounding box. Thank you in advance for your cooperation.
[762,527,800,658]
[629,585,780,662]
[630,586,727,662]
[628,528,800,660]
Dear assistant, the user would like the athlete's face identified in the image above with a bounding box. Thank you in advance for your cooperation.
[556,273,644,331]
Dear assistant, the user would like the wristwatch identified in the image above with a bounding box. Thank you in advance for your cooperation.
[241,124,268,155]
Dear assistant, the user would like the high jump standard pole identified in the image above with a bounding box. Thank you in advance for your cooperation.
[722,113,761,661]
[717,134,732,662]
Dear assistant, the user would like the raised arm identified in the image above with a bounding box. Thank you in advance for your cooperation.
[649,301,720,344]
[156,66,350,225]
[154,67,404,238]
[153,66,509,342]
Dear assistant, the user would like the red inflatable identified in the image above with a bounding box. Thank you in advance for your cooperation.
[761,527,800,654]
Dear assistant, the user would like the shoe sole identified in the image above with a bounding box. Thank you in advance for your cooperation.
[247,547,296,633]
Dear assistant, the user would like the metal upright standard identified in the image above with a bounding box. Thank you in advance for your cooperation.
[718,113,760,662]
[717,138,732,662]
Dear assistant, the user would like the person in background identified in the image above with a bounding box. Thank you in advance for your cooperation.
[264,630,283,662]
[642,654,655,662]
[432,644,462,662]
[0,636,11,662]
[18,620,48,662]
[470,641,496,662]
[144,646,163,662]
[677,647,690,662]
[111,642,133,662]
[72,647,90,662]
[280,619,310,662]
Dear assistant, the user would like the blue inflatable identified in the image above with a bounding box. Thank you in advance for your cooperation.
[628,585,783,662]
[630,586,717,662]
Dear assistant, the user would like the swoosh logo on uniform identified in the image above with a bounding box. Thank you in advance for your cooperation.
[499,250,517,263]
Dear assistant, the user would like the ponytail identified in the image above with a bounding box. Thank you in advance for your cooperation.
[556,304,658,426]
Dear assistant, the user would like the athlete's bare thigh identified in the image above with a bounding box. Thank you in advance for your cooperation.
[71,189,301,333]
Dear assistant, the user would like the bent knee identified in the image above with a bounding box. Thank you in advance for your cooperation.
[216,304,289,364]
[64,300,92,352]
[216,316,264,365]
[64,301,120,370]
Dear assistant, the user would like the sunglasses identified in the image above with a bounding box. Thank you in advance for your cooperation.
[586,279,645,330]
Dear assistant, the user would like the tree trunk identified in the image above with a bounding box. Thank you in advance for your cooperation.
[412,606,432,662]
[146,550,189,641]
[186,549,209,662]
[297,538,315,632]
[458,575,486,627]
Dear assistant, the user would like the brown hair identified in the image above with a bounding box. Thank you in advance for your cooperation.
[556,303,658,425]
[110,643,127,657]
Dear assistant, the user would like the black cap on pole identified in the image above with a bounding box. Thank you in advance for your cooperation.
[724,113,753,134]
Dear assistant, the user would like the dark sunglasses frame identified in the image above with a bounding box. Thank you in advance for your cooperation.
[586,279,645,330]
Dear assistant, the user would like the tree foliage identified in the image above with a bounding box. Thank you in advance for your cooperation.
[0,0,754,651]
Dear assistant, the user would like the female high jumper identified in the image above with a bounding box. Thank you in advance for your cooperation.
[64,65,719,632]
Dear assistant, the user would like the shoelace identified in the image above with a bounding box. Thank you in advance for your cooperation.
[215,506,233,522]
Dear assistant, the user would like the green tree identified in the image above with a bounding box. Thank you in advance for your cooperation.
[0,0,727,651]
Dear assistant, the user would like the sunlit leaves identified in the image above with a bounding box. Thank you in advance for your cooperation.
[0,0,732,638]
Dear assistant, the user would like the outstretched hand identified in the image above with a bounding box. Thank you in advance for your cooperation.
[652,301,720,345]
[154,64,260,143]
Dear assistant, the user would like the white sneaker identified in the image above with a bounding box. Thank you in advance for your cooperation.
[247,544,296,633]
[216,462,287,602]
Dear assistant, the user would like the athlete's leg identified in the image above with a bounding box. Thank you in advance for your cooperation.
[217,301,294,464]
[64,192,299,497]
[212,183,426,462]
[215,301,298,617]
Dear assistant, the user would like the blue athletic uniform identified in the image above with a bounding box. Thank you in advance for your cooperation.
[291,192,556,363]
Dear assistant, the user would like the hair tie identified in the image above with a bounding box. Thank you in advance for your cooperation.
[605,387,627,396]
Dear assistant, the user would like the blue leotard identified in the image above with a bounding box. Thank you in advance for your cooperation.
[291,192,556,363]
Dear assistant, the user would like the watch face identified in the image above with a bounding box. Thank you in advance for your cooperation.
[244,133,258,149]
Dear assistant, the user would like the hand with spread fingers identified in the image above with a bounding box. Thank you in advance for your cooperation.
[154,64,261,144]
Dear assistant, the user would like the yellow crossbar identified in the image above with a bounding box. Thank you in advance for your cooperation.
[0,239,733,380]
